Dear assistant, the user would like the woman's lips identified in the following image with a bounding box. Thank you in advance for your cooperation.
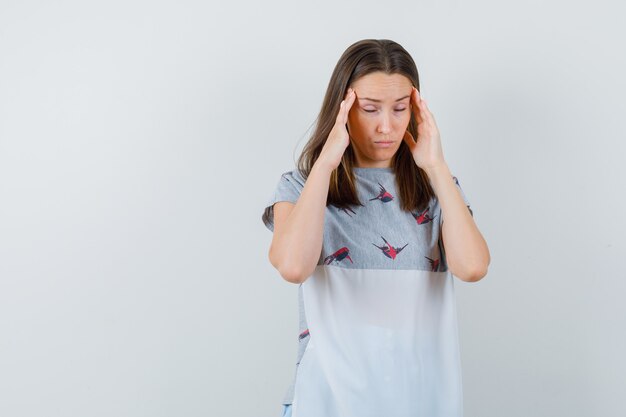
[374,141,394,147]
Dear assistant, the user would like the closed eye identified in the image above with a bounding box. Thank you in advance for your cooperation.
[364,108,407,113]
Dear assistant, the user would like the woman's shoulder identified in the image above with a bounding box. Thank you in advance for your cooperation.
[280,167,307,187]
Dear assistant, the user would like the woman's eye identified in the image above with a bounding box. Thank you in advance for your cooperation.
[363,108,407,113]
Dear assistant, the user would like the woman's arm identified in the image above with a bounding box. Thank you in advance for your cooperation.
[426,162,490,282]
[268,160,334,284]
[269,88,356,283]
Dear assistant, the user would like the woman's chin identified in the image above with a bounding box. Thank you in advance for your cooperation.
[369,145,399,157]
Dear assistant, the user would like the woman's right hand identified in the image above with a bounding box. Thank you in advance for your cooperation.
[317,87,357,170]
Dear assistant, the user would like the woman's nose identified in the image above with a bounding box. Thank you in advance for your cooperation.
[376,113,391,134]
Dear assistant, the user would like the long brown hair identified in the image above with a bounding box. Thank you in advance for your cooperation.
[297,38,436,212]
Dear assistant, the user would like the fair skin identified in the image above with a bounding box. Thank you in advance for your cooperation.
[346,72,413,168]
[269,71,490,283]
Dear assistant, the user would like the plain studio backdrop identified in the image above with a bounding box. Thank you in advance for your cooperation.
[1,0,625,416]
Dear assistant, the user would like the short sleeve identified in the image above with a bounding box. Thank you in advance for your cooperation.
[261,169,305,232]
[439,174,473,227]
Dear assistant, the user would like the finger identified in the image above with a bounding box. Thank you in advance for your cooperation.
[402,130,416,152]
[415,90,436,127]
[342,88,356,125]
[411,87,424,124]
[335,99,346,125]
[344,86,352,100]
[419,98,437,127]
[335,88,354,126]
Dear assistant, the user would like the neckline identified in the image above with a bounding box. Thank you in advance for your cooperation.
[353,167,394,172]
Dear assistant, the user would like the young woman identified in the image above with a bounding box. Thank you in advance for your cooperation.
[262,39,490,417]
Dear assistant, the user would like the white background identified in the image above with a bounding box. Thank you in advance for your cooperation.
[1,1,625,416]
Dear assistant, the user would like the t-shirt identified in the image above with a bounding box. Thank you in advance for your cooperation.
[262,166,473,417]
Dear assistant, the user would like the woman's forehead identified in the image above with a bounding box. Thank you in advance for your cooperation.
[353,72,412,101]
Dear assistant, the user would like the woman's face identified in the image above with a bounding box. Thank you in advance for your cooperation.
[347,72,414,168]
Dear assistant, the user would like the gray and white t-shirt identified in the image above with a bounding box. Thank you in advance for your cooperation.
[262,166,472,416]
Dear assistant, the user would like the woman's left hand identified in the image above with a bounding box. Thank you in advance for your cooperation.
[402,87,447,171]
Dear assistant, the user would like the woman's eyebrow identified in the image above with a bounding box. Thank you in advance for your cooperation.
[359,95,410,103]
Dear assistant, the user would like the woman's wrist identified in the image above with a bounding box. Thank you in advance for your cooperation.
[422,160,449,178]
[312,158,336,176]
